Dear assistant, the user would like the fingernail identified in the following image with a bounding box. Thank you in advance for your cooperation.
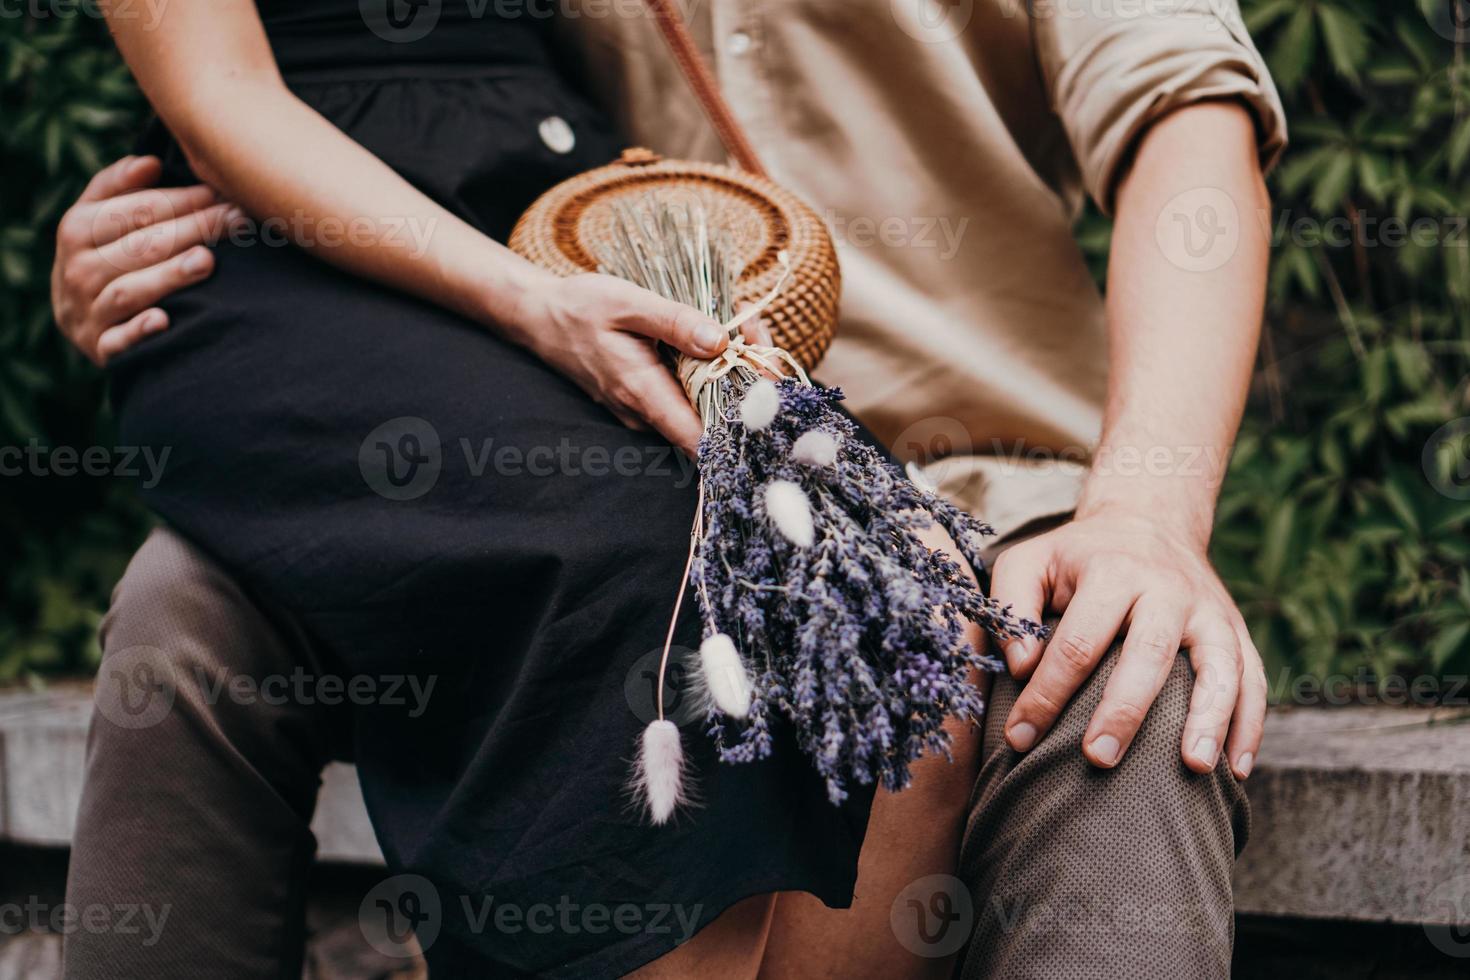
[695,322,725,352]
[1008,722,1037,752]
[1089,734,1120,767]
[183,249,209,275]
[1004,639,1028,665]
[1235,752,1254,779]
[1192,736,1218,767]
[144,310,167,330]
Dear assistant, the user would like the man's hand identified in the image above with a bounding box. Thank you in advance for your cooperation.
[992,505,1266,781]
[990,101,1273,781]
[52,155,236,364]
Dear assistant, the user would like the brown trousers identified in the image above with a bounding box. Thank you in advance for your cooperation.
[62,527,1246,979]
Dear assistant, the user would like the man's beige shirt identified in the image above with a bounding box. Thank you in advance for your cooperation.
[555,0,1286,541]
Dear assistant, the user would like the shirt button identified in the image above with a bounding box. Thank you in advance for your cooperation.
[538,116,576,155]
[728,31,753,56]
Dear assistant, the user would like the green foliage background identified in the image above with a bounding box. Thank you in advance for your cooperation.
[1,3,1468,690]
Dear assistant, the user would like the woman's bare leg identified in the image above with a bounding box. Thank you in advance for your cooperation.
[628,894,777,980]
[757,523,990,980]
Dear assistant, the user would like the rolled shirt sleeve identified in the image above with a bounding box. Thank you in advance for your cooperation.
[1033,0,1288,214]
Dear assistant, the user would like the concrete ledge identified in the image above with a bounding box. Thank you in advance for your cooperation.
[4,685,1470,924]
[0,682,383,864]
[1231,704,1470,926]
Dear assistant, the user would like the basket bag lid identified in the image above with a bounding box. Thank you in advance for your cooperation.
[508,148,840,372]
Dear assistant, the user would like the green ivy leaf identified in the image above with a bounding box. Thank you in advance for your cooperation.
[1317,5,1370,85]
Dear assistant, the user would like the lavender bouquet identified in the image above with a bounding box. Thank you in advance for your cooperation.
[600,198,1047,823]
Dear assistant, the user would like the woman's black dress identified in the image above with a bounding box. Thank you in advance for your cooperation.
[108,3,872,976]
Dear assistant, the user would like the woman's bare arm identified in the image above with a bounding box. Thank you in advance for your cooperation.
[100,0,728,451]
[104,0,547,331]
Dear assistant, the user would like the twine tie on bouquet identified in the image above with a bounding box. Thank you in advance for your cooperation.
[677,251,809,413]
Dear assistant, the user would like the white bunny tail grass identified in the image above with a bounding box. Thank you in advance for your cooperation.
[696,632,753,718]
[632,719,688,825]
[791,430,839,468]
[739,379,780,431]
[764,479,815,547]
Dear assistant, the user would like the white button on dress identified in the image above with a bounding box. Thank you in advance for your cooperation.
[538,116,576,154]
[728,31,753,56]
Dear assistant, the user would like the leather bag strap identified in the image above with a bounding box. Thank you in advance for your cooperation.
[643,0,769,177]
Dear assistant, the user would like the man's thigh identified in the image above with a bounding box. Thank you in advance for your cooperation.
[64,526,342,980]
[958,649,1248,980]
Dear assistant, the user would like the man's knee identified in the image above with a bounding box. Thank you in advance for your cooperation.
[91,525,338,779]
[102,525,292,676]
[974,651,1247,840]
[958,652,1247,979]
[69,527,326,980]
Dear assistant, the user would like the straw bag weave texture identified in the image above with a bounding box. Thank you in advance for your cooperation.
[508,147,840,372]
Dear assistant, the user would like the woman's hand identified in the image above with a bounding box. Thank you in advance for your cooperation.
[520,272,770,455]
[51,160,766,455]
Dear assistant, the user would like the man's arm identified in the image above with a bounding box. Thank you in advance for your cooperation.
[991,101,1271,779]
[51,155,231,365]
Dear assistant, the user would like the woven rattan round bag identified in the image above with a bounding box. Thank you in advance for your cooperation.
[508,147,840,372]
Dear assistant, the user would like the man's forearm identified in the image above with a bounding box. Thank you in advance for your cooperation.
[1079,101,1271,550]
[993,99,1271,777]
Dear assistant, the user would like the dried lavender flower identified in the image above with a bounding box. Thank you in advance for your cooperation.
[600,195,1049,814]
